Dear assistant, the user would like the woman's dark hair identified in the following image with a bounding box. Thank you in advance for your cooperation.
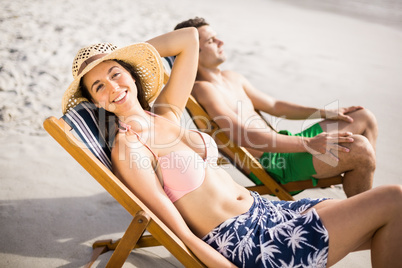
[79,59,151,147]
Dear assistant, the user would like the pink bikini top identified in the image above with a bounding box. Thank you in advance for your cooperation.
[119,111,219,203]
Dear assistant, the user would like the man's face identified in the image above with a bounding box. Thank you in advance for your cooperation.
[197,25,226,68]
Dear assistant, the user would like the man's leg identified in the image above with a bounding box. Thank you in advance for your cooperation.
[312,134,375,197]
[320,108,378,150]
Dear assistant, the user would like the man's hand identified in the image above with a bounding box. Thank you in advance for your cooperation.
[325,106,364,123]
[304,132,354,161]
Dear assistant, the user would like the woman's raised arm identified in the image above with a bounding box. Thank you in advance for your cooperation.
[146,27,199,121]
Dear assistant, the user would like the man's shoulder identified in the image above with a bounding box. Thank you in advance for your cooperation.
[193,80,216,92]
[192,80,222,104]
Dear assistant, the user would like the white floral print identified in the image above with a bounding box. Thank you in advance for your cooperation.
[202,192,329,268]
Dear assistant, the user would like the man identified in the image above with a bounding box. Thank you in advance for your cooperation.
[175,17,378,197]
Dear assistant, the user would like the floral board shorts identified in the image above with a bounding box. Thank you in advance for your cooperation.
[202,191,329,268]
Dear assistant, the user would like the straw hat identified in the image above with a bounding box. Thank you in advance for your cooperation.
[62,42,164,114]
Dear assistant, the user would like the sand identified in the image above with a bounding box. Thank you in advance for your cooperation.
[1,0,402,267]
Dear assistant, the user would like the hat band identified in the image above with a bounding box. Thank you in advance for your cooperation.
[77,53,108,76]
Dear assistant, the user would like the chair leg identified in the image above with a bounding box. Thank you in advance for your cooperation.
[105,211,151,268]
[84,211,151,268]
[85,242,113,268]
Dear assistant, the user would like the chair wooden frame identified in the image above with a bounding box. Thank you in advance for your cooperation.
[185,94,343,201]
[43,58,342,266]
[43,116,205,267]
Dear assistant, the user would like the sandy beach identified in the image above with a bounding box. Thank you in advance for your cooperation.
[1,0,402,267]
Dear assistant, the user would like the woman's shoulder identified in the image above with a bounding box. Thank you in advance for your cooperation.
[111,132,157,171]
[111,132,146,157]
[147,109,182,125]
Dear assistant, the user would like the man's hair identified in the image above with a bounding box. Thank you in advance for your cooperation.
[174,17,209,30]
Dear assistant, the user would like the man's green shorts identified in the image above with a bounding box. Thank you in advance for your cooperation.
[258,123,323,186]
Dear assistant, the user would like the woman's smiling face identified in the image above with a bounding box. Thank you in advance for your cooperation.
[82,60,138,114]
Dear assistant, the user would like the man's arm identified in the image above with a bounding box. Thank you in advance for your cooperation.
[240,73,362,122]
[192,80,353,156]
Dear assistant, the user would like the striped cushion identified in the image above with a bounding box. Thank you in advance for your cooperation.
[163,56,174,72]
[63,102,113,170]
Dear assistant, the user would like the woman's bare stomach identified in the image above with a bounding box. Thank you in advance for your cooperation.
[174,166,254,238]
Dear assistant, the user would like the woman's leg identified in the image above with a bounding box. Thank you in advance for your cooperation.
[312,185,402,267]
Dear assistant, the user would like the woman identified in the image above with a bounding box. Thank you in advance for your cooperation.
[62,28,402,267]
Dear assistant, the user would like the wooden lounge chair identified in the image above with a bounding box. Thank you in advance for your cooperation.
[43,101,205,267]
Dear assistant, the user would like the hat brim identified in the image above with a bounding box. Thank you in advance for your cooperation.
[62,42,164,114]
